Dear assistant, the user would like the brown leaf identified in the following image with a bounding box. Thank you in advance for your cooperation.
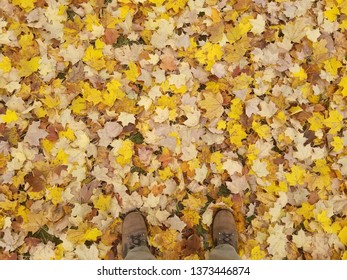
[24,237,41,248]
[207,22,225,43]
[0,252,18,260]
[308,191,319,204]
[151,184,164,196]
[104,28,119,45]
[80,180,99,203]
[234,0,252,12]
[158,148,174,168]
[25,172,46,192]
[101,229,117,246]
[160,48,178,71]
[67,61,85,82]
[182,233,201,255]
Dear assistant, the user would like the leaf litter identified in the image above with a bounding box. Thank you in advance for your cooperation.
[0,0,347,260]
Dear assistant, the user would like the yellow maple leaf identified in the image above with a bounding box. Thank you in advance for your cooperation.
[292,66,307,81]
[324,110,343,134]
[54,244,64,260]
[232,73,253,91]
[217,120,227,130]
[182,194,205,211]
[19,56,40,77]
[324,57,342,75]
[17,205,29,223]
[331,136,344,152]
[0,56,11,73]
[166,0,188,13]
[52,149,69,165]
[12,0,37,12]
[0,200,17,211]
[124,62,140,82]
[307,112,325,132]
[181,209,200,227]
[41,139,54,153]
[228,98,243,120]
[84,227,102,242]
[103,79,125,106]
[340,19,347,31]
[42,95,61,109]
[59,128,76,141]
[265,181,288,194]
[82,46,106,70]
[312,159,330,175]
[285,165,306,186]
[195,42,223,70]
[228,123,247,147]
[116,139,133,166]
[95,38,105,49]
[152,228,179,251]
[46,186,64,205]
[94,194,111,211]
[338,76,347,97]
[316,210,341,233]
[158,166,174,181]
[67,223,102,244]
[82,83,103,105]
[199,92,224,119]
[251,245,266,260]
[227,17,252,44]
[210,151,223,172]
[297,202,314,220]
[338,226,347,246]
[1,109,18,123]
[18,32,34,50]
[85,14,102,32]
[70,97,87,115]
[252,121,271,139]
[324,5,340,22]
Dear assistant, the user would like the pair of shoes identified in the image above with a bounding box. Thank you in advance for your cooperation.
[121,209,238,258]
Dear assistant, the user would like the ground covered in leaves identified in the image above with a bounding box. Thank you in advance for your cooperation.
[0,0,347,260]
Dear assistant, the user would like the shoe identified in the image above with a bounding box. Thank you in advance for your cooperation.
[212,209,238,249]
[122,211,148,258]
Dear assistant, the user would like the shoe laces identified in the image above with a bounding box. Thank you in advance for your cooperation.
[128,232,147,250]
[217,232,237,248]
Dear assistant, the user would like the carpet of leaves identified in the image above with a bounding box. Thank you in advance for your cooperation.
[0,0,347,260]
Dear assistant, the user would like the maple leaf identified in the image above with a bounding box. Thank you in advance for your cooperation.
[267,224,287,259]
[282,17,307,43]
[181,209,200,228]
[1,109,18,123]
[18,57,40,77]
[324,110,343,134]
[97,122,123,147]
[74,244,99,260]
[0,56,11,73]
[338,226,347,246]
[285,165,306,186]
[250,15,266,35]
[251,245,266,260]
[24,121,48,146]
[198,92,224,119]
[12,0,37,12]
[124,62,140,82]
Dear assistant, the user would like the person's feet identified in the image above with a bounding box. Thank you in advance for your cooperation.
[212,209,238,249]
[122,211,148,258]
